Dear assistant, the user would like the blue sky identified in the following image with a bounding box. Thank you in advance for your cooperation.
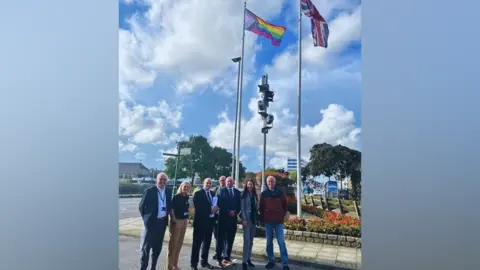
[118,0,361,173]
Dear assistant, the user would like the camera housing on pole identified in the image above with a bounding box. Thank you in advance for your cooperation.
[258,74,274,192]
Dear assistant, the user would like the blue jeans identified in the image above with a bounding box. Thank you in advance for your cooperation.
[265,222,289,265]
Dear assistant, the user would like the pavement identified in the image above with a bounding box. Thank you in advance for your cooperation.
[119,198,361,270]
[120,235,321,270]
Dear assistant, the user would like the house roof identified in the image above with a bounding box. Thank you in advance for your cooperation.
[119,162,149,174]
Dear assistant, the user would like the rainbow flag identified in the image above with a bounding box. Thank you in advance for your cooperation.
[244,8,286,47]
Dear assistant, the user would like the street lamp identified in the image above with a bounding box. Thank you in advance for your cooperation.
[231,56,242,186]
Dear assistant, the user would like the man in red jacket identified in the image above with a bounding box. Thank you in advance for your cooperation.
[259,176,290,270]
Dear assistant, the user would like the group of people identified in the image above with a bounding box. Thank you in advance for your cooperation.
[138,173,291,270]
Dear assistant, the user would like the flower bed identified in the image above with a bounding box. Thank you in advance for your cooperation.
[285,213,361,237]
[188,207,361,248]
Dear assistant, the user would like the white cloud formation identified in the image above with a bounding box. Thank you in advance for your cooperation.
[119,0,288,98]
[119,100,182,145]
[134,152,147,161]
[119,141,139,153]
[118,0,362,170]
[209,103,360,168]
[209,2,362,168]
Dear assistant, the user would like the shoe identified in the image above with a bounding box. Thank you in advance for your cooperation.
[191,267,198,270]
[242,263,248,270]
[265,262,275,269]
[213,254,218,260]
[282,266,290,270]
[201,263,214,269]
[217,261,224,268]
[223,259,233,265]
[247,261,255,267]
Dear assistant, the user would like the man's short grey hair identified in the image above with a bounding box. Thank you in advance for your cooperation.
[157,172,168,180]
[266,176,276,182]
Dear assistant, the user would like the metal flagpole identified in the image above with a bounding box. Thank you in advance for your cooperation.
[296,0,303,217]
[235,0,247,188]
[231,60,241,179]
[261,132,266,192]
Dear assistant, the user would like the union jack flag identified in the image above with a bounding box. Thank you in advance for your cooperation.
[301,0,329,48]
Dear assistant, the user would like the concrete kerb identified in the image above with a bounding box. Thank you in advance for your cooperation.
[119,229,358,270]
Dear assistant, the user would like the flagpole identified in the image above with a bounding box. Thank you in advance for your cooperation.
[235,0,247,188]
[296,0,303,217]
[231,58,241,180]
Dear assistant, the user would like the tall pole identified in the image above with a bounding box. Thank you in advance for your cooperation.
[173,144,179,199]
[235,0,247,188]
[261,132,266,192]
[232,59,242,179]
[296,0,302,217]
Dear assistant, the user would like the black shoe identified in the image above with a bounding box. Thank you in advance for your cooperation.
[282,266,290,270]
[201,263,214,269]
[213,254,218,260]
[191,267,198,270]
[242,263,248,270]
[265,262,275,269]
[247,261,255,267]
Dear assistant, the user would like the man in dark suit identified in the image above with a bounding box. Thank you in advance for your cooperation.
[138,172,172,270]
[190,178,217,270]
[215,176,241,267]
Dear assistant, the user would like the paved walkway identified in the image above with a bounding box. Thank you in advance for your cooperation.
[119,218,361,270]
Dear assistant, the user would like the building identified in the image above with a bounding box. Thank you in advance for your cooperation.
[119,162,151,180]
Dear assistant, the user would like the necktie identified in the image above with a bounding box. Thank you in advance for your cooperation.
[206,190,212,204]
[229,188,233,197]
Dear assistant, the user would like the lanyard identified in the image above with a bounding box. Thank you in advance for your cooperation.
[158,189,165,205]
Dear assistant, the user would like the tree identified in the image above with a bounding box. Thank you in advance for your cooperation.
[308,143,362,200]
[211,146,246,180]
[163,135,246,184]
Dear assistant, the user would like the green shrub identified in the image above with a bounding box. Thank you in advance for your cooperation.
[305,219,339,234]
[285,217,306,231]
[338,225,361,237]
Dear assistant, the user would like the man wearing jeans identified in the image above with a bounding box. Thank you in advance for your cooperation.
[259,176,290,270]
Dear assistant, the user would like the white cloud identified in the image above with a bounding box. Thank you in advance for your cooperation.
[208,3,362,168]
[209,103,360,168]
[134,152,147,161]
[119,100,182,145]
[119,141,139,152]
[119,0,288,97]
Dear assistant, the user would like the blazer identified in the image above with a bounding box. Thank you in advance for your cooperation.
[138,186,172,228]
[240,192,258,223]
[217,187,241,219]
[192,188,216,228]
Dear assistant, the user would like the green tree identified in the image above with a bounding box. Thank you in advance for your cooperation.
[308,143,362,200]
[164,135,246,184]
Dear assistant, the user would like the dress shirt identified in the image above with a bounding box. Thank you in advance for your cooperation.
[157,186,167,218]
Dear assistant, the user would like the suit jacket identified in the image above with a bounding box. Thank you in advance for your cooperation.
[217,187,241,220]
[192,188,216,228]
[240,192,258,223]
[138,186,172,228]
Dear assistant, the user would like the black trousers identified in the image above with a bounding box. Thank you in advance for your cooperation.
[215,216,237,260]
[213,220,227,257]
[190,218,215,267]
[140,218,168,270]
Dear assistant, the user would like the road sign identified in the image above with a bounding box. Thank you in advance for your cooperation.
[179,148,191,155]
